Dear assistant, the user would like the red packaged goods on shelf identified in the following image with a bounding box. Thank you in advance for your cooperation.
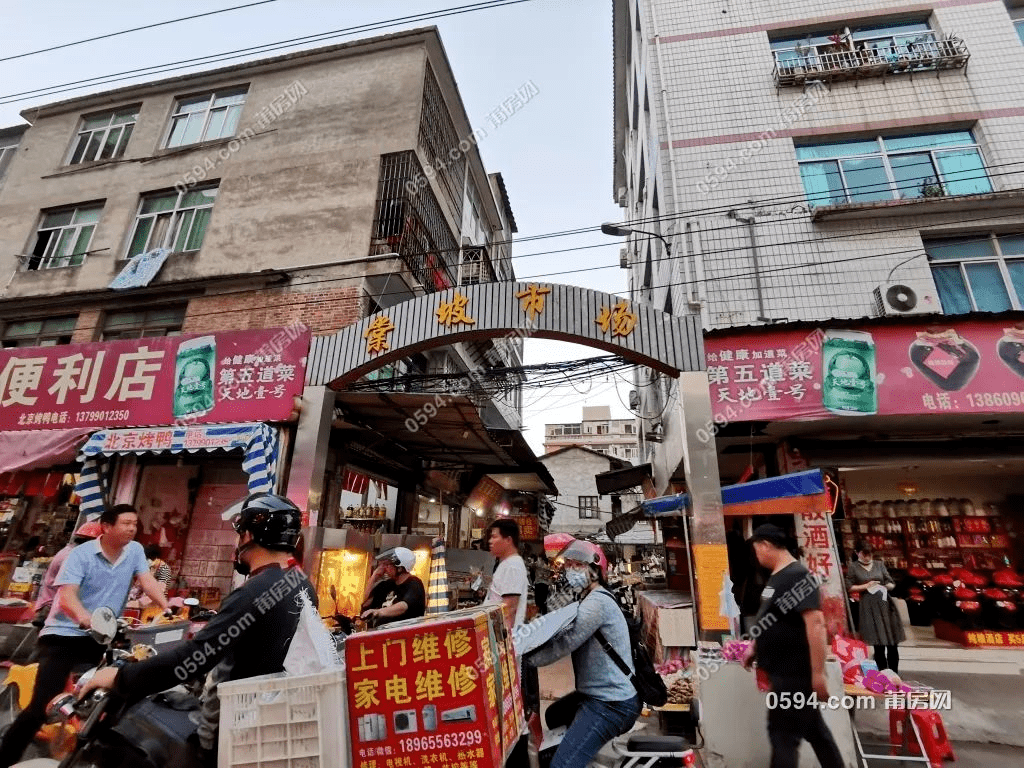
[344,604,523,768]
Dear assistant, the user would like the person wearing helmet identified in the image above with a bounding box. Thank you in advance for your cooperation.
[78,493,316,757]
[361,546,426,626]
[30,521,103,628]
[525,539,639,768]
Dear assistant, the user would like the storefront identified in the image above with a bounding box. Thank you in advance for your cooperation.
[0,326,309,607]
[706,313,1024,647]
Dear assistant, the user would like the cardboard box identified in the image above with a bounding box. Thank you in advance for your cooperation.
[345,604,523,768]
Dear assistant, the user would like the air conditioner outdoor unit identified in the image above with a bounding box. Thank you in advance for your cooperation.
[872,280,939,316]
[619,248,629,269]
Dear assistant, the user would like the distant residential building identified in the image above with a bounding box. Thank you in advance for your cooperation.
[543,405,640,461]
[539,445,637,535]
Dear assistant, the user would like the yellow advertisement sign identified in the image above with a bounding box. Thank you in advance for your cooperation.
[692,543,730,632]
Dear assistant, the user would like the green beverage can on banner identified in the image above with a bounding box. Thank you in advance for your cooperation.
[822,330,877,415]
[173,335,216,419]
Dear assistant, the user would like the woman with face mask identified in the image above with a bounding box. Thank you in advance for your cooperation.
[524,539,640,768]
[846,542,905,673]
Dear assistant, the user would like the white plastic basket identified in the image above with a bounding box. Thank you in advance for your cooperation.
[218,668,349,768]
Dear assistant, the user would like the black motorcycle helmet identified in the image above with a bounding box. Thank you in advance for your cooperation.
[232,493,302,552]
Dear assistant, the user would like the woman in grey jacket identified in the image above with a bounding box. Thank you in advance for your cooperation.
[526,539,640,768]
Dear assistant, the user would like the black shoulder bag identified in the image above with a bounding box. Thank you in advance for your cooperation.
[592,591,668,708]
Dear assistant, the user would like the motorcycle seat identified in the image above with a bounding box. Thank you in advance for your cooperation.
[625,734,692,753]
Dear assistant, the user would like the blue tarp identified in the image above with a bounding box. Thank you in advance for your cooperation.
[640,469,826,517]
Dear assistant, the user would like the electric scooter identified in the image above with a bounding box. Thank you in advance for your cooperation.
[537,693,702,768]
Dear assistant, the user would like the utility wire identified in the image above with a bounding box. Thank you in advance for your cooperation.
[0,0,537,107]
[0,1,281,63]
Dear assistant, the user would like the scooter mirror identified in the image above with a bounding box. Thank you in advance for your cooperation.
[89,606,118,645]
[183,597,200,607]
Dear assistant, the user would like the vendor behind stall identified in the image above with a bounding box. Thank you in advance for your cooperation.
[360,546,426,626]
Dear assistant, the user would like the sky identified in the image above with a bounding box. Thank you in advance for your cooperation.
[0,0,636,455]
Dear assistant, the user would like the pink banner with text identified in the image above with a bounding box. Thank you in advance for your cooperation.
[0,327,309,430]
[705,320,1024,422]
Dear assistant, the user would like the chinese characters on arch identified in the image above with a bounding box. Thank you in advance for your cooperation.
[0,327,309,430]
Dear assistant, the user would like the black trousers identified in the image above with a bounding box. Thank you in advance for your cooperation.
[0,634,104,768]
[873,644,899,674]
[766,677,843,768]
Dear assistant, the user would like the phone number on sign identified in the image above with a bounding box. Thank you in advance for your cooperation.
[400,730,484,752]
[964,392,1024,407]
[76,409,131,422]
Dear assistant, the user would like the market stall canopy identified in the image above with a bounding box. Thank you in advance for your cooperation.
[594,463,651,495]
[75,423,279,516]
[606,469,829,539]
[0,427,94,473]
[333,392,556,493]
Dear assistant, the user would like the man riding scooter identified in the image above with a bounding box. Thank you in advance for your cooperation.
[78,493,317,762]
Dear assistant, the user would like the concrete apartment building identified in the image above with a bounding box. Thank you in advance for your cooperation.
[543,405,641,461]
[0,28,540,594]
[613,1,1024,493]
[539,444,635,535]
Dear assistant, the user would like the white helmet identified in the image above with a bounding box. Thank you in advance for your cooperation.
[379,546,416,572]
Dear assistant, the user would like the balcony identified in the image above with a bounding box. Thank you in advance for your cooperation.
[773,33,969,88]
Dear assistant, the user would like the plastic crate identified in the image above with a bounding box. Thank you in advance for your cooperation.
[125,619,190,652]
[218,668,348,768]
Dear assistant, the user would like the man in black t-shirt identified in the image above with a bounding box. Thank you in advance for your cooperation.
[741,524,842,768]
[361,546,426,626]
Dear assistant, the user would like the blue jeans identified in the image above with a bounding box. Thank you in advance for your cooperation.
[550,693,640,768]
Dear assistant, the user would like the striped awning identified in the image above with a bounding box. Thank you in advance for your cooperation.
[426,537,450,616]
[75,423,279,516]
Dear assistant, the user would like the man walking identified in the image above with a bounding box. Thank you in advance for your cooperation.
[486,518,532,768]
[741,524,843,768]
[0,504,168,767]
[486,518,528,630]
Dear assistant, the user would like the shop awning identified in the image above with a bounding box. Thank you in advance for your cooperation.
[639,469,828,518]
[0,427,94,473]
[606,469,830,540]
[75,423,279,515]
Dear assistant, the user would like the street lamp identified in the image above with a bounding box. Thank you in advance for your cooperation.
[600,223,671,256]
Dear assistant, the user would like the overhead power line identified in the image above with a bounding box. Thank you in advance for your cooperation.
[0,1,282,64]
[0,0,537,107]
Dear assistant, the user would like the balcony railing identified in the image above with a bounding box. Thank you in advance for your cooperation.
[773,34,969,87]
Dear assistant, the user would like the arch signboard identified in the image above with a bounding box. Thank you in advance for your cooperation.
[306,281,705,387]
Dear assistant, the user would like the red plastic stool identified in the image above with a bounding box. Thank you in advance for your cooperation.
[889,708,955,767]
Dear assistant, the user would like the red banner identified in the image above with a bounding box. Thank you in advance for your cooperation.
[0,327,309,430]
[345,605,522,768]
[706,319,1024,422]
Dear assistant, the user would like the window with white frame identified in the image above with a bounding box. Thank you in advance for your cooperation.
[926,233,1024,313]
[1011,5,1024,44]
[102,306,186,340]
[578,496,599,519]
[126,185,218,258]
[1,316,77,348]
[0,142,17,180]
[68,107,139,164]
[459,247,485,285]
[28,204,102,270]
[165,86,247,148]
[797,131,991,206]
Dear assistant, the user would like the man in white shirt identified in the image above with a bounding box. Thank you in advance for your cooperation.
[486,518,532,768]
[486,518,528,630]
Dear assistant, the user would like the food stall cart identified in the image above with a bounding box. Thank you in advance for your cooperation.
[303,527,374,621]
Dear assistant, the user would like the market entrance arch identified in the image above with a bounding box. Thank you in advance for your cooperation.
[308,282,705,385]
[302,281,727,637]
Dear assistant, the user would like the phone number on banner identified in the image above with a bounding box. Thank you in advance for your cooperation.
[400,730,485,753]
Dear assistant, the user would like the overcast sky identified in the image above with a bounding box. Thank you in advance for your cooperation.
[0,0,635,455]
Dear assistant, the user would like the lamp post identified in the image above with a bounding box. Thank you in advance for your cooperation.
[600,222,672,257]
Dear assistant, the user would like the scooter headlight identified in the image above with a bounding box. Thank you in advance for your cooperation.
[46,692,77,723]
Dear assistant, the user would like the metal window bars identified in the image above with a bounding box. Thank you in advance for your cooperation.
[417,64,466,219]
[371,151,458,293]
[774,33,969,87]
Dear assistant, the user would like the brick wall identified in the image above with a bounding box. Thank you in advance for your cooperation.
[179,502,239,596]
[183,283,362,335]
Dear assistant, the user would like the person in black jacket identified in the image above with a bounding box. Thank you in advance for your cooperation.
[80,493,316,753]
